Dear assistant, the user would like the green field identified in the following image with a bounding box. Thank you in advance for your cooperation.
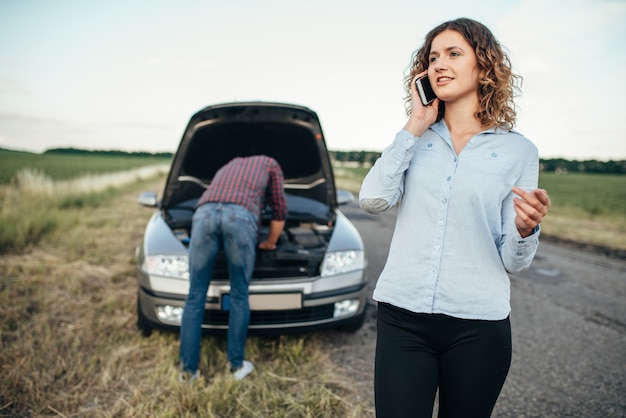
[538,172,625,218]
[0,149,171,183]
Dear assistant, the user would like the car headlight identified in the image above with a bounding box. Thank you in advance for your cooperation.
[142,255,189,279]
[320,250,365,277]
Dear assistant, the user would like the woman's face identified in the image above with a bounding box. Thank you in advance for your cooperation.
[427,29,480,105]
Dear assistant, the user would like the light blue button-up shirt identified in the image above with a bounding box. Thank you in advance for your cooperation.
[359,120,540,320]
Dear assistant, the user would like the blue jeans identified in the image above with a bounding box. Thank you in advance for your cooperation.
[179,203,258,373]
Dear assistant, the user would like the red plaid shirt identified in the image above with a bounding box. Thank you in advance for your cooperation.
[196,155,287,221]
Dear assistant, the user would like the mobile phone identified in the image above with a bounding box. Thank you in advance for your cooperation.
[416,74,436,106]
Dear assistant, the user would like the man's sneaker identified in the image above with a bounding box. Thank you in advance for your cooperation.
[179,370,200,383]
[232,360,254,381]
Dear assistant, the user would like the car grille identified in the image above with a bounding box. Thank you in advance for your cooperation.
[203,304,335,326]
[212,249,324,279]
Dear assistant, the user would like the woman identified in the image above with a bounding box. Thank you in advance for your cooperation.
[359,18,551,417]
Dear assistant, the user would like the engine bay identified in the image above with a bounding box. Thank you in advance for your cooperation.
[164,194,333,279]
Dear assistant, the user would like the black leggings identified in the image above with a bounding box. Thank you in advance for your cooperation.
[375,303,512,418]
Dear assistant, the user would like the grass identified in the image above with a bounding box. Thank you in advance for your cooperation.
[536,172,626,251]
[0,165,168,254]
[0,149,171,184]
[538,172,625,217]
[0,171,371,417]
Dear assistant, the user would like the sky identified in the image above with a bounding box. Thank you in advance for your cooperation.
[0,0,625,161]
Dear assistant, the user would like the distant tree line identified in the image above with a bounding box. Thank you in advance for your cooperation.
[44,148,173,159]
[42,148,625,174]
[330,151,626,174]
[331,151,381,167]
[539,158,626,174]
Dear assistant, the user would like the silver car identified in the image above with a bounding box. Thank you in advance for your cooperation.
[135,102,367,336]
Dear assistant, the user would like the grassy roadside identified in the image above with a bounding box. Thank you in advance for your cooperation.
[0,166,168,253]
[0,174,371,417]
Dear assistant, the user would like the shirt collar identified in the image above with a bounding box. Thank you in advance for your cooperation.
[431,120,514,138]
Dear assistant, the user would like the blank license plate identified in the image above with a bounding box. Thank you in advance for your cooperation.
[221,293,302,311]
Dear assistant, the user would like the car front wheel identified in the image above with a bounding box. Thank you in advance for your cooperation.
[136,293,153,337]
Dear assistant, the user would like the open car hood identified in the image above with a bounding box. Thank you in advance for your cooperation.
[161,102,338,212]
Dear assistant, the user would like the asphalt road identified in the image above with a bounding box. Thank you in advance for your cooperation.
[323,202,626,417]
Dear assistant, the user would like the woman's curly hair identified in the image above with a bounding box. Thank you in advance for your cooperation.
[405,18,522,129]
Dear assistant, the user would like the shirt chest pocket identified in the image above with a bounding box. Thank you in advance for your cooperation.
[412,140,446,167]
[462,150,513,176]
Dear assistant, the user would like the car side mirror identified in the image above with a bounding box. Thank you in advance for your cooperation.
[138,192,158,207]
[336,189,355,206]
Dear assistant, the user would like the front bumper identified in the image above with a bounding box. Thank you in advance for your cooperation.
[137,271,367,333]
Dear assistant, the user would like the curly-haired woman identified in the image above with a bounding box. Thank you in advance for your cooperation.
[359,18,551,417]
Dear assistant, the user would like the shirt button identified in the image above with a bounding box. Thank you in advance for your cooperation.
[435,245,441,250]
[438,221,444,226]
[447,176,451,181]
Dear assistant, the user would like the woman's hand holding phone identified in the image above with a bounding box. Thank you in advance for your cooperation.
[405,71,439,137]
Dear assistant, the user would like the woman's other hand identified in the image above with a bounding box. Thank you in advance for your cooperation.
[512,187,551,237]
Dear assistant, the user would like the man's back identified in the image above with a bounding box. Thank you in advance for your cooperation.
[197,155,287,222]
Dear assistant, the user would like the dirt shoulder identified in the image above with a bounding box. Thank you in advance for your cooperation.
[541,234,626,260]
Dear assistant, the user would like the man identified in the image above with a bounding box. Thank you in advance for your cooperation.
[179,155,287,381]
